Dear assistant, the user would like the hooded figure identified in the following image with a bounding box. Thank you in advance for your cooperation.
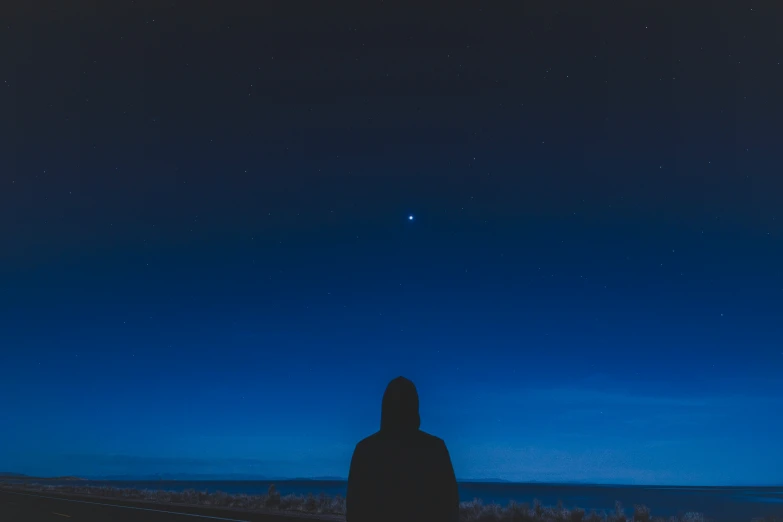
[346,377,459,522]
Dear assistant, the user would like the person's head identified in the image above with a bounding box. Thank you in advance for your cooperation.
[380,376,421,432]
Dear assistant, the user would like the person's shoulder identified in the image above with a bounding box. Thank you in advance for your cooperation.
[354,431,383,450]
[354,430,447,450]
[415,430,448,448]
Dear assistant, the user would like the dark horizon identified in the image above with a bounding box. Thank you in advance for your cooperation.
[3,471,783,489]
[3,1,782,488]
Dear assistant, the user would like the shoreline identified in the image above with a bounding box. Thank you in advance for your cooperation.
[1,485,341,521]
[1,481,720,522]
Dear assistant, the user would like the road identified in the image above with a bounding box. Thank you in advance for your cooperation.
[0,489,340,522]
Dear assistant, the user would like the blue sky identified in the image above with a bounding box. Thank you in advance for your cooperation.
[2,2,782,485]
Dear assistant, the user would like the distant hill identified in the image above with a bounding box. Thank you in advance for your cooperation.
[2,472,519,484]
[0,473,85,481]
[88,473,354,481]
[89,475,513,483]
[91,473,279,481]
[291,476,346,481]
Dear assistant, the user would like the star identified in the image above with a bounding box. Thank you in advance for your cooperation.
[408,215,414,221]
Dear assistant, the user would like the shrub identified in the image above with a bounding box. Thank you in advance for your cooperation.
[264,484,280,508]
[303,492,318,512]
[607,501,627,522]
[3,482,728,521]
[633,505,652,522]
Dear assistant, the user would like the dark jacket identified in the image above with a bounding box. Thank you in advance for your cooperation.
[346,377,460,522]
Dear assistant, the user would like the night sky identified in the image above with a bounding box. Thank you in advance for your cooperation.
[2,2,782,486]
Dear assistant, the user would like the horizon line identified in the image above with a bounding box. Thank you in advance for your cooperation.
[1,473,781,488]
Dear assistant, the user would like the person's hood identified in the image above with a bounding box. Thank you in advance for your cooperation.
[380,376,421,433]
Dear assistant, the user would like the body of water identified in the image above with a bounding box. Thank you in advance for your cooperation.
[12,480,783,521]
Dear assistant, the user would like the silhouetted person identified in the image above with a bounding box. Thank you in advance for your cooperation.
[346,376,460,522]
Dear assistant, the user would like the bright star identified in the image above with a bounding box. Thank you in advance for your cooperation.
[408,215,414,221]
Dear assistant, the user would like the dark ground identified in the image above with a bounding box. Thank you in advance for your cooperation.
[0,489,338,522]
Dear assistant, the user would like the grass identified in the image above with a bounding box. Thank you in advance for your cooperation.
[2,481,779,522]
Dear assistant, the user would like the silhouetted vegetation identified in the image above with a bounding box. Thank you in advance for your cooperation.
[4,481,775,521]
